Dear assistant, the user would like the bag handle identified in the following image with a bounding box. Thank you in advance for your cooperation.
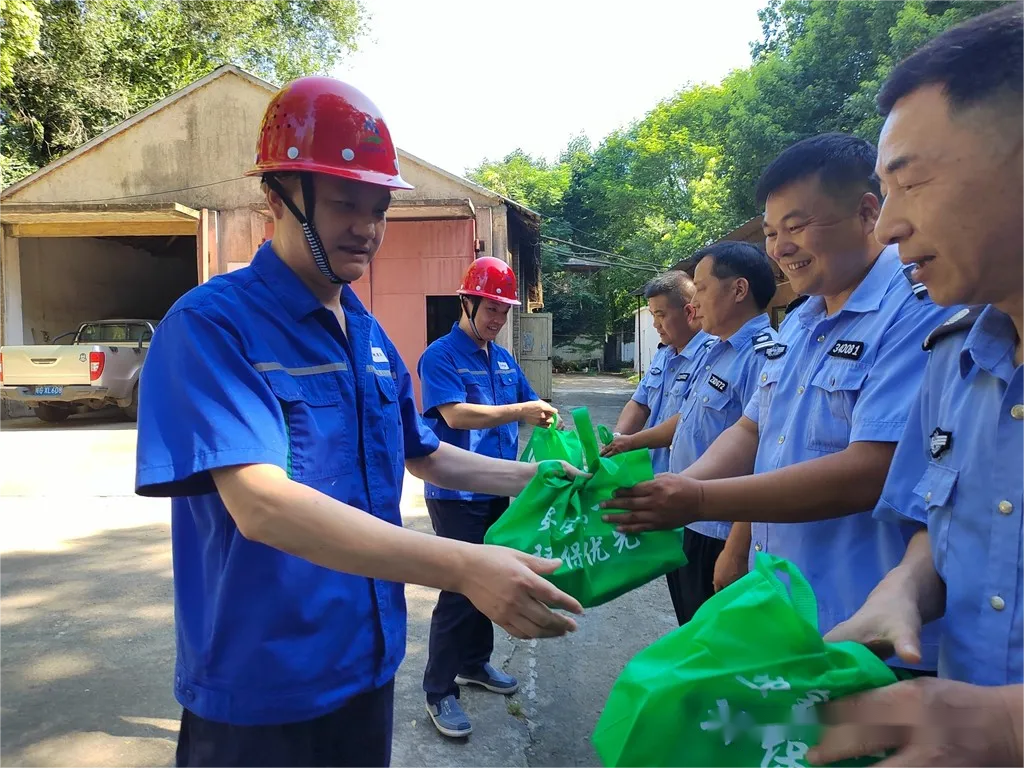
[597,424,614,446]
[754,553,819,629]
[571,407,602,473]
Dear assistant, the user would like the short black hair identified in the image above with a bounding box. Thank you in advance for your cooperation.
[755,133,880,208]
[879,4,1023,117]
[693,241,777,311]
[644,270,697,308]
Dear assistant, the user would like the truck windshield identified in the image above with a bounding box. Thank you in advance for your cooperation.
[76,324,149,343]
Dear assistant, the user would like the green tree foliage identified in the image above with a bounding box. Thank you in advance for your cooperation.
[469,1,1007,341]
[1,0,365,184]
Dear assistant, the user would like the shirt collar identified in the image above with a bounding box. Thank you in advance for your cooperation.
[798,244,901,325]
[449,322,489,358]
[250,241,368,322]
[677,330,712,360]
[723,313,772,350]
[959,305,1018,383]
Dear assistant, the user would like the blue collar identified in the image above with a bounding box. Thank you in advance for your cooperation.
[723,313,772,350]
[250,241,368,322]
[677,330,712,360]
[798,245,900,325]
[959,305,1019,383]
[449,322,490,358]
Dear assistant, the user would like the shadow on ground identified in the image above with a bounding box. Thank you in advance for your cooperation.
[1,525,178,767]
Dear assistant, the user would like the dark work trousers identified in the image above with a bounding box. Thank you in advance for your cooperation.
[175,679,395,767]
[666,528,727,626]
[423,497,509,704]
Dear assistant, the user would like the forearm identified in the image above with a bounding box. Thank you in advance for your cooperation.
[615,400,650,435]
[631,414,678,450]
[406,441,530,498]
[683,417,759,480]
[1000,684,1024,766]
[441,402,522,430]
[698,440,895,523]
[886,528,947,625]
[218,466,471,592]
[722,521,752,556]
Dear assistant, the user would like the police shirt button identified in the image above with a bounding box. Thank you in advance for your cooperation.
[924,491,932,503]
[705,365,711,371]
[797,385,805,395]
[777,435,785,444]
[990,595,1006,611]
[1012,404,1024,420]
[185,689,196,701]
[817,335,826,343]
[754,543,763,552]
[703,396,709,403]
[761,373,768,383]
[999,500,1014,515]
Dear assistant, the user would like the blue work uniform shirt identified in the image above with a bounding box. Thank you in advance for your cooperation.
[875,305,1023,686]
[742,245,955,659]
[418,323,539,501]
[671,314,776,540]
[135,242,439,726]
[632,330,714,474]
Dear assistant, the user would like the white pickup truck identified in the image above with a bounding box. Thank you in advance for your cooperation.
[0,319,156,423]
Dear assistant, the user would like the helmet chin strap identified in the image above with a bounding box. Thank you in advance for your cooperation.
[462,296,486,342]
[265,173,347,285]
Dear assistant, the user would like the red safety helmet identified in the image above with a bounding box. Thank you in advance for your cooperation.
[458,257,521,306]
[246,76,413,190]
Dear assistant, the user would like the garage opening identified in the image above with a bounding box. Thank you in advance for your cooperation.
[19,235,198,344]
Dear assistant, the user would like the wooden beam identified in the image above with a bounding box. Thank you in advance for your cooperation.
[8,221,198,238]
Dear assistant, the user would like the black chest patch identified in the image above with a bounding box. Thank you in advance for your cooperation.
[708,374,728,393]
[828,340,864,361]
[765,343,788,360]
[676,372,690,382]
[929,428,952,459]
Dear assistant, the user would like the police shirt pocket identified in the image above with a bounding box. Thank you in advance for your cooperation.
[912,461,958,575]
[806,362,870,453]
[755,362,783,418]
[263,369,350,481]
[695,385,732,441]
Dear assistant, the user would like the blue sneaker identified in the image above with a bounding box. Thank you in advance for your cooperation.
[455,663,519,694]
[426,695,472,738]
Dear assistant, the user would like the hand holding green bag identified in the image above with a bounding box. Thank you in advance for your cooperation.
[592,553,899,768]
[487,407,687,607]
[519,411,614,468]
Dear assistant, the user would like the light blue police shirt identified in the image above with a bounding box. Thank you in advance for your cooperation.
[632,330,713,474]
[742,245,955,661]
[135,242,440,725]
[418,323,539,501]
[671,314,776,540]
[875,305,1023,685]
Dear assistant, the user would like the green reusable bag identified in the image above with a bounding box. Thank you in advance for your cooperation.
[592,553,900,768]
[487,407,687,607]
[519,411,614,468]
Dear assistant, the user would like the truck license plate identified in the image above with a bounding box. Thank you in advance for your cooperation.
[33,386,63,396]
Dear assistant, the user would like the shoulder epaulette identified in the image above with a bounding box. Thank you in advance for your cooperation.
[902,264,929,300]
[752,331,777,353]
[923,306,983,351]
[785,294,809,313]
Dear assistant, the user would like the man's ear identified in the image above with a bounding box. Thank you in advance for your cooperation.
[734,277,750,303]
[859,191,882,236]
[684,303,697,322]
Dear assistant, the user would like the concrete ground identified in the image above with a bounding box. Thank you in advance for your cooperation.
[0,373,677,767]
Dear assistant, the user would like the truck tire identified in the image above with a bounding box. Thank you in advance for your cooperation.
[35,403,72,423]
[122,384,139,422]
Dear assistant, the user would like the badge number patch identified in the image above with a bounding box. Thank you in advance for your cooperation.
[828,340,864,360]
[497,360,510,371]
[929,428,952,459]
[676,372,690,382]
[708,374,728,393]
[371,346,388,364]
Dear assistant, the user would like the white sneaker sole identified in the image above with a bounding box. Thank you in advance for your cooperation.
[454,674,520,695]
[425,703,473,738]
